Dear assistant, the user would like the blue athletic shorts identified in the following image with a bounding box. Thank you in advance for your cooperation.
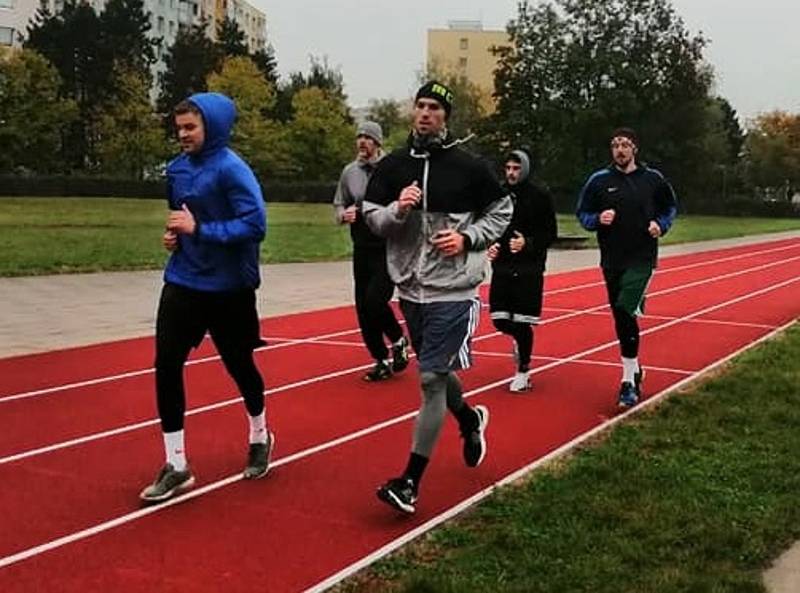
[399,298,481,373]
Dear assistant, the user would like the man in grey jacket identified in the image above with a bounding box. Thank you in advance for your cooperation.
[333,122,409,381]
[363,81,512,514]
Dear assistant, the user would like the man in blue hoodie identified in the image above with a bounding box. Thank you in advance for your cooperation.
[140,93,273,503]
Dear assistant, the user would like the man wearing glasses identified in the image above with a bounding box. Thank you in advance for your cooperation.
[576,128,678,409]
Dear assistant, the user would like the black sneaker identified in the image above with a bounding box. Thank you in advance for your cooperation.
[634,366,645,396]
[461,404,489,468]
[391,336,410,373]
[363,360,392,382]
[618,381,639,409]
[243,431,275,480]
[139,463,195,503]
[376,476,418,514]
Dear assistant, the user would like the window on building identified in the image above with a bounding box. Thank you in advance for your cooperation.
[459,37,468,50]
[193,4,197,15]
[169,20,175,34]
[0,0,14,9]
[0,26,13,46]
[459,57,468,68]
[157,16,164,33]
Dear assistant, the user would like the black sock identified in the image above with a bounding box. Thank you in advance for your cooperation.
[403,452,429,486]
[455,404,478,431]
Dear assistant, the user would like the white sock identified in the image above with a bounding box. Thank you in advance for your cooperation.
[163,430,187,471]
[249,411,268,445]
[622,357,638,384]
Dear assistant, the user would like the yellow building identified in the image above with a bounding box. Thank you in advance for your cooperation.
[427,21,510,111]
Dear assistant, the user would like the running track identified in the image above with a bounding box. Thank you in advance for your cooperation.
[1,238,799,592]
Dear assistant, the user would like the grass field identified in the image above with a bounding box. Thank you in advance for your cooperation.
[0,197,798,276]
[337,324,800,593]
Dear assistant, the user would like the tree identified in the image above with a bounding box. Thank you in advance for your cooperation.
[366,98,410,149]
[157,19,221,116]
[273,55,348,122]
[207,56,290,178]
[96,65,170,178]
[99,0,158,77]
[492,0,716,195]
[217,16,248,58]
[744,111,800,193]
[285,87,352,180]
[0,49,78,173]
[714,96,745,164]
[251,46,278,86]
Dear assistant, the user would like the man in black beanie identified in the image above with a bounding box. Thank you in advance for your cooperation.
[362,81,512,514]
[576,127,678,409]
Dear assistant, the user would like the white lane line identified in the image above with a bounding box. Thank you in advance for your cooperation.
[3,240,797,403]
[2,256,799,465]
[541,306,779,330]
[1,275,797,571]
[302,316,800,593]
[471,351,694,376]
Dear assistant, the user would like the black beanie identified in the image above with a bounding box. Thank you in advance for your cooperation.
[415,81,454,118]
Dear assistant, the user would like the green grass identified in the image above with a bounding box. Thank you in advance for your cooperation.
[0,197,798,276]
[337,324,800,593]
[0,198,351,276]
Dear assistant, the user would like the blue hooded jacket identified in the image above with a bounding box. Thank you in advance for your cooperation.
[164,92,266,292]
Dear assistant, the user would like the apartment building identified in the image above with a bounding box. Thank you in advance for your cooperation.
[427,20,511,111]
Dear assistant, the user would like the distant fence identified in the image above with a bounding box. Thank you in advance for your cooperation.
[1,176,797,217]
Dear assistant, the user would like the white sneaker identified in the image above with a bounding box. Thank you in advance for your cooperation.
[509,371,531,392]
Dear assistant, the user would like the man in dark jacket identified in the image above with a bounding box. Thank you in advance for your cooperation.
[333,121,409,382]
[488,149,557,392]
[363,81,512,514]
[140,93,274,503]
[576,127,677,409]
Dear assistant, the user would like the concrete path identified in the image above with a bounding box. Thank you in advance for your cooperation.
[0,230,798,590]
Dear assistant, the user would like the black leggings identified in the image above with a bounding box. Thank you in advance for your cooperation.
[492,319,533,372]
[610,306,639,358]
[353,245,402,361]
[155,283,265,433]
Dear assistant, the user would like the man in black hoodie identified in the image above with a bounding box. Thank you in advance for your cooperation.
[576,127,677,409]
[488,149,557,391]
[363,81,512,514]
[334,121,409,382]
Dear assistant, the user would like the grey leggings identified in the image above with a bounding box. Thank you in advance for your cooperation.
[412,371,468,457]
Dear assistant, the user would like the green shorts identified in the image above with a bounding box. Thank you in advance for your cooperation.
[602,266,653,317]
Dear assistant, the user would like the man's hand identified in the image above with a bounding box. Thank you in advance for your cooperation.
[397,181,421,214]
[509,230,526,253]
[342,205,357,224]
[599,209,616,225]
[163,230,178,252]
[431,228,465,257]
[648,220,662,238]
[487,242,500,262]
[167,203,197,235]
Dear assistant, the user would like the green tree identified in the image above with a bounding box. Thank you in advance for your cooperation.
[743,111,800,194]
[251,46,278,86]
[273,55,348,122]
[285,87,352,180]
[492,0,715,196]
[207,56,290,178]
[0,49,78,173]
[217,16,248,58]
[157,18,221,116]
[714,96,745,164]
[96,65,170,179]
[366,98,410,149]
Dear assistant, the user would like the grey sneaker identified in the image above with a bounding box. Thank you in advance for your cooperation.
[244,431,275,480]
[139,463,195,503]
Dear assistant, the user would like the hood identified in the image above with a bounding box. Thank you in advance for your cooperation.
[509,149,530,184]
[188,92,237,156]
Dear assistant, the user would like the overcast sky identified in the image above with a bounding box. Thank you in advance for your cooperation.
[252,0,800,121]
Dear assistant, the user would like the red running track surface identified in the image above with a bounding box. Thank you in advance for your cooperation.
[0,237,799,592]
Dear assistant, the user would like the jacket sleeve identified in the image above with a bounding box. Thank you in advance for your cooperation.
[653,170,678,235]
[576,174,601,231]
[362,160,409,238]
[332,166,351,224]
[526,187,557,255]
[461,163,512,249]
[196,160,266,244]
